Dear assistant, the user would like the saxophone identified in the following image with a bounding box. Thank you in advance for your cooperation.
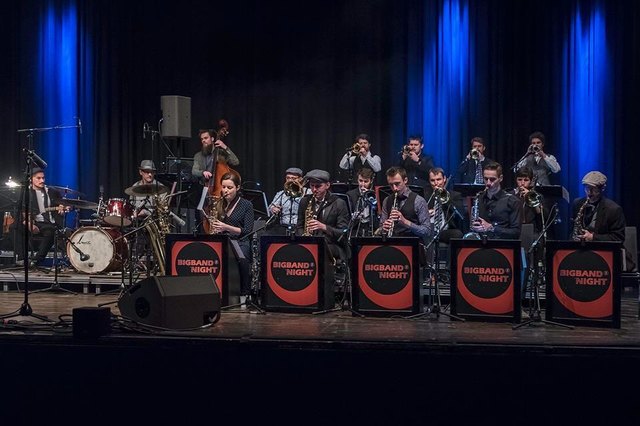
[387,191,399,237]
[571,199,589,241]
[302,198,315,236]
[206,197,225,234]
[144,195,170,275]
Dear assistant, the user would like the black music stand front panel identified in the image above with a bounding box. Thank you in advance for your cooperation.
[450,239,522,322]
[165,234,240,306]
[261,236,334,313]
[351,237,422,316]
[545,240,621,328]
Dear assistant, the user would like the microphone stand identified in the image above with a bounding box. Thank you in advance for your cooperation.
[513,204,572,329]
[31,223,78,295]
[0,138,52,321]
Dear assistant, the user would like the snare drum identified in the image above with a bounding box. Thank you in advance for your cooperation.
[67,226,128,274]
[104,198,134,226]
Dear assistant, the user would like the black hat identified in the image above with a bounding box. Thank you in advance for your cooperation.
[30,167,44,176]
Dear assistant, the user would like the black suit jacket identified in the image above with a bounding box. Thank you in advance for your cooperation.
[571,197,625,242]
[456,157,494,184]
[297,193,350,245]
[424,188,466,231]
[25,187,64,227]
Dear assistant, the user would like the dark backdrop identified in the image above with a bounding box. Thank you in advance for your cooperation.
[1,0,638,226]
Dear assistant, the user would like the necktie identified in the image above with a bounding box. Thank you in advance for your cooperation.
[42,189,53,223]
[474,160,483,184]
[434,200,444,234]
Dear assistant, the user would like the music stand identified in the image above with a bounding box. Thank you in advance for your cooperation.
[330,182,357,195]
[242,189,270,219]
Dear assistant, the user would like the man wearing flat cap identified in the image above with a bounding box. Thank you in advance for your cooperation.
[571,171,626,243]
[268,167,310,235]
[297,169,350,262]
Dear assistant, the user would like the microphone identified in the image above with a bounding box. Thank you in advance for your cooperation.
[170,211,186,227]
[77,117,82,135]
[143,122,149,140]
[99,184,104,199]
[24,149,47,169]
[80,253,90,261]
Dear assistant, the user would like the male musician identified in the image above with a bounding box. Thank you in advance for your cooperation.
[469,162,521,239]
[339,133,382,183]
[516,131,561,186]
[456,137,494,184]
[12,167,66,267]
[296,169,350,262]
[571,171,625,242]
[268,167,309,234]
[192,127,240,186]
[514,166,545,232]
[379,167,431,241]
[397,135,434,188]
[426,167,466,242]
[345,168,379,236]
[129,160,168,219]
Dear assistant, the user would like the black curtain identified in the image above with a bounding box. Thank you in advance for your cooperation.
[1,0,639,224]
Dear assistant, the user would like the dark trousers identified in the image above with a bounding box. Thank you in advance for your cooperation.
[11,221,58,262]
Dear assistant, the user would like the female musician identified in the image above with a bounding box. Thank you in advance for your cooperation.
[208,172,254,297]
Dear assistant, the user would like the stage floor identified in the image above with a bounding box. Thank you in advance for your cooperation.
[1,270,639,423]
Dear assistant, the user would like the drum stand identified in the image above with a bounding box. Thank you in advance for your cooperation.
[96,214,134,302]
[31,227,77,295]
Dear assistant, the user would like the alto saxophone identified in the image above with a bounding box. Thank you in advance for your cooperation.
[206,196,225,235]
[571,199,589,241]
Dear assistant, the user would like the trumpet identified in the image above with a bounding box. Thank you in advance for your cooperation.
[528,144,541,154]
[399,145,412,155]
[470,148,480,160]
[348,143,360,155]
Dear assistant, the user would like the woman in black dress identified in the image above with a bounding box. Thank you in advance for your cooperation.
[209,172,254,297]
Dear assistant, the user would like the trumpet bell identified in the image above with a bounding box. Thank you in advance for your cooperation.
[284,180,303,198]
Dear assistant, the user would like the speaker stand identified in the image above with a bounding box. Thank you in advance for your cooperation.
[221,293,265,314]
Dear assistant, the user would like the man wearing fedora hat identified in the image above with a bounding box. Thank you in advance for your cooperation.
[11,167,66,267]
[268,167,310,234]
[297,169,350,262]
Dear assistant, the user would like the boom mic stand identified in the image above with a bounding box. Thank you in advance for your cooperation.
[513,204,572,329]
[0,141,50,321]
[221,230,265,314]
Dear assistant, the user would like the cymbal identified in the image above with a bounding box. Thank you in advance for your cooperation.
[48,185,85,197]
[124,184,169,196]
[60,198,99,210]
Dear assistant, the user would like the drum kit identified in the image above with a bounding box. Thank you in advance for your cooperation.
[55,184,170,275]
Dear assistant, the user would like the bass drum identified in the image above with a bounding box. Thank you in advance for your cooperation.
[67,226,128,274]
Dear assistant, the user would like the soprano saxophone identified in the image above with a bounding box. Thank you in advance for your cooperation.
[387,191,399,237]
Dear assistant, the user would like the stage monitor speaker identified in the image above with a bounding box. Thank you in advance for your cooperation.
[118,275,220,329]
[161,95,191,139]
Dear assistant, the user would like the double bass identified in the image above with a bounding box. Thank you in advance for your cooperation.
[202,119,240,234]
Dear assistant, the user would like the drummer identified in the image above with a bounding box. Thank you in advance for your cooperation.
[128,160,168,220]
